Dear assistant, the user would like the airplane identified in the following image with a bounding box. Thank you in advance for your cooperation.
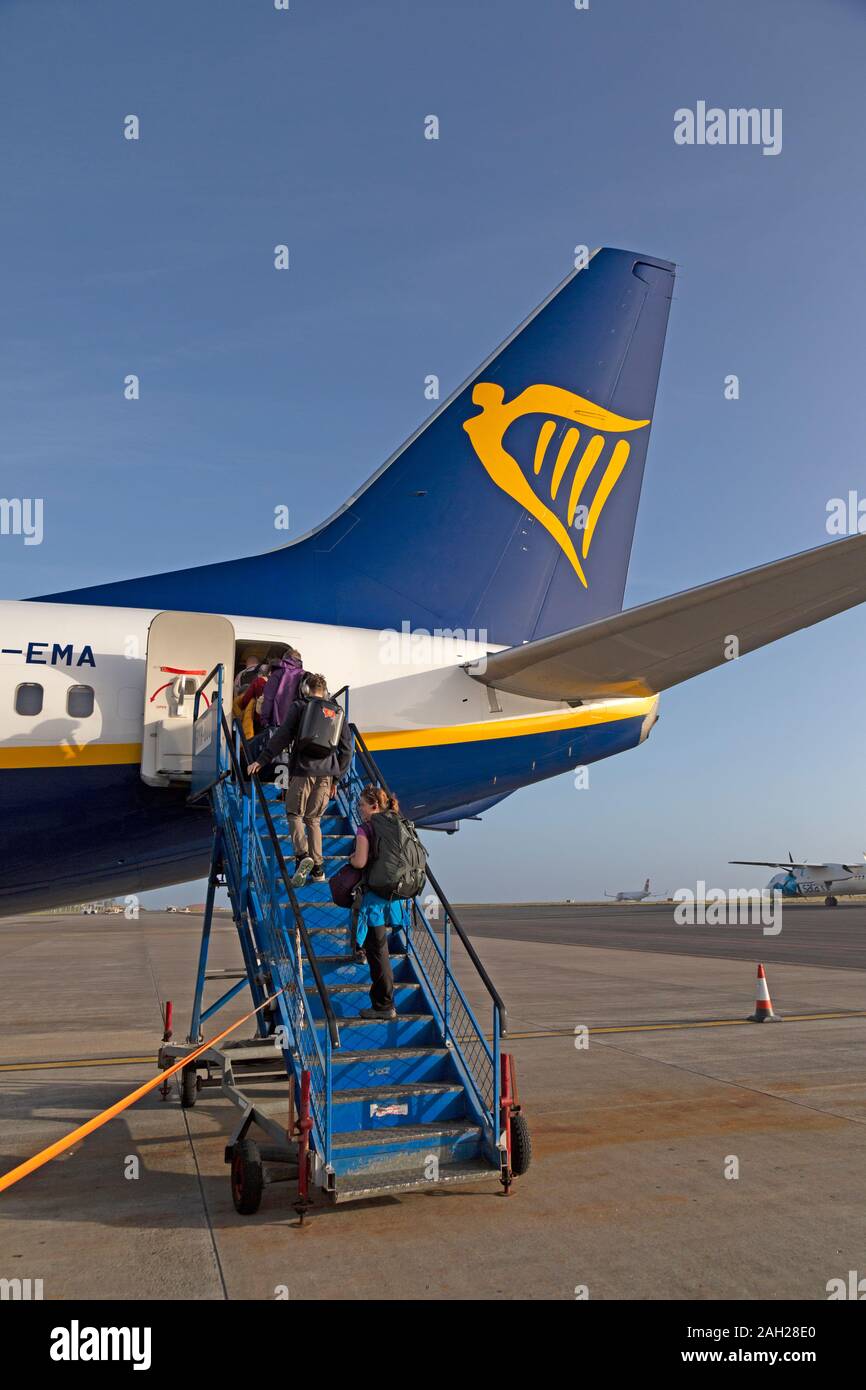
[604,879,654,903]
[729,855,866,907]
[4,246,866,916]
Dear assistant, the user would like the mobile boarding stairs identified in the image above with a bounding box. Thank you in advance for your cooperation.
[158,666,530,1214]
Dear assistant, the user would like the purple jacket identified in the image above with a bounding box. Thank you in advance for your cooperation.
[259,658,304,728]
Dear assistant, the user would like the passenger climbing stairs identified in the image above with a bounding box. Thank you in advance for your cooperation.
[159,666,529,1213]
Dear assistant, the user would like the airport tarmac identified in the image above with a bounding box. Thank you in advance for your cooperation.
[460,898,866,971]
[1,904,865,1300]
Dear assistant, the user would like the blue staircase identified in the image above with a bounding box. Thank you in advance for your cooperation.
[187,669,509,1205]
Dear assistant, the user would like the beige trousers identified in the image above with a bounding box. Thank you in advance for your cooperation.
[285,775,331,867]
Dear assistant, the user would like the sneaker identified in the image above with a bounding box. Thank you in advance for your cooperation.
[360,1005,397,1020]
[310,865,326,882]
[291,856,314,888]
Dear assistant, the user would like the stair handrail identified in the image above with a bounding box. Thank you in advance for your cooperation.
[215,717,335,1159]
[231,720,341,1050]
[347,725,508,1036]
[195,663,224,701]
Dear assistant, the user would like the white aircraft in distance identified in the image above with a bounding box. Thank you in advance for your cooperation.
[729,855,866,908]
[605,878,654,902]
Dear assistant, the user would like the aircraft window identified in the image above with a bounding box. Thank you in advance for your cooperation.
[67,685,95,718]
[15,683,44,716]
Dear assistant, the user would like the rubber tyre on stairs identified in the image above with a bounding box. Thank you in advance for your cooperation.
[510,1112,532,1176]
[231,1139,264,1215]
[180,1065,198,1108]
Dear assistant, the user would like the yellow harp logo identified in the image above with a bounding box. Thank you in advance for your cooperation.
[463,382,650,587]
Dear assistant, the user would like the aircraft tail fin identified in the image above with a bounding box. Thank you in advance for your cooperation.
[36,248,675,646]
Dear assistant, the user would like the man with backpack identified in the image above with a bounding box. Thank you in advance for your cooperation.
[247,674,353,887]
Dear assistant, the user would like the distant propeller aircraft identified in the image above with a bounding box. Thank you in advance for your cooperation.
[730,854,866,907]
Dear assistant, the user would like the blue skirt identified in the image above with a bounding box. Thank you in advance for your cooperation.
[355,893,409,947]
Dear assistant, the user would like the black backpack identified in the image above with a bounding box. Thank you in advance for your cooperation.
[296,695,344,758]
[366,811,428,901]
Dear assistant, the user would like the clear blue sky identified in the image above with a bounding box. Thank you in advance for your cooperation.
[2,0,865,902]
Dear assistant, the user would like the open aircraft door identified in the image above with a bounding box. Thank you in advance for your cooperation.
[141,611,235,787]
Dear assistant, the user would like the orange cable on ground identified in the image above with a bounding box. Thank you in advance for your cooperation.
[0,988,285,1195]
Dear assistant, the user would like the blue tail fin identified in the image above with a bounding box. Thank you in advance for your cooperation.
[39,248,675,645]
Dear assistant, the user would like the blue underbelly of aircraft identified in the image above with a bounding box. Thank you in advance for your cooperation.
[0,714,645,913]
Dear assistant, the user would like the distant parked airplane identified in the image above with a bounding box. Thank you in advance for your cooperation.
[730,854,866,907]
[605,878,653,902]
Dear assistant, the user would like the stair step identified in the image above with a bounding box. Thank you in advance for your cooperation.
[330,1045,455,1089]
[305,927,403,959]
[333,1082,463,1102]
[293,882,344,903]
[260,831,351,841]
[306,954,382,966]
[330,1119,485,1175]
[258,812,345,833]
[273,847,349,862]
[332,1048,448,1062]
[307,982,422,1019]
[331,1121,479,1149]
[280,899,347,910]
[322,1012,432,1023]
[329,1080,467,1129]
[317,1014,438,1048]
[331,1159,500,1203]
[302,954,410,987]
[316,982,419,995]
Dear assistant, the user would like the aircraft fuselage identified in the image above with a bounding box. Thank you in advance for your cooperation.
[0,600,657,913]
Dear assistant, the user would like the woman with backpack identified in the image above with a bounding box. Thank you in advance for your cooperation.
[340,785,420,1021]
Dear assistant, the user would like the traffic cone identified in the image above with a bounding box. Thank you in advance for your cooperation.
[748,963,778,1022]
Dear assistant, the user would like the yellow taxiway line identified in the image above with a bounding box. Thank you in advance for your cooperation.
[2,1010,866,1073]
[505,1011,866,1041]
[0,1055,158,1073]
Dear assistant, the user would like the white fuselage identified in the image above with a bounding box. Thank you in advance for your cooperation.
[0,600,658,911]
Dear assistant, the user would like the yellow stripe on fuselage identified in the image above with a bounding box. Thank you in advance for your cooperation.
[0,742,142,769]
[0,700,655,769]
[362,699,655,752]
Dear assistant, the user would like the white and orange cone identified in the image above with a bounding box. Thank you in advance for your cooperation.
[748,963,778,1022]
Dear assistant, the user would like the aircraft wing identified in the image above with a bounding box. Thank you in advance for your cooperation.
[465,534,866,700]
[730,860,858,876]
[729,860,809,870]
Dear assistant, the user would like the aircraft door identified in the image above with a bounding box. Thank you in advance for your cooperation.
[141,611,235,787]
